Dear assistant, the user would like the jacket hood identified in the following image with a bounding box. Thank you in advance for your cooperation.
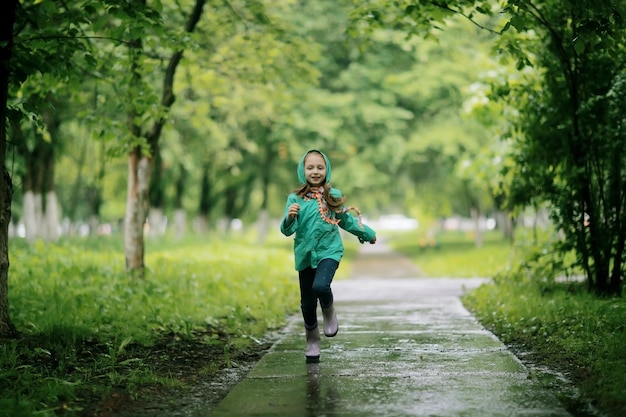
[297,149,332,184]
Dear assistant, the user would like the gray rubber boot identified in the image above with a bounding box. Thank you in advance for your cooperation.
[305,326,321,363]
[322,304,338,337]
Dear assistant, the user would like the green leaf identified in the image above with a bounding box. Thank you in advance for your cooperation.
[573,39,585,55]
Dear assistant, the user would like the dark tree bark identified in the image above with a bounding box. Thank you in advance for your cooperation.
[0,0,19,338]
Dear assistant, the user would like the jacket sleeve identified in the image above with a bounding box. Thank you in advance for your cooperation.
[331,188,376,243]
[280,194,298,236]
[337,211,376,243]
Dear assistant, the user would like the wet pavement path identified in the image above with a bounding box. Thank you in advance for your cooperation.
[208,242,573,416]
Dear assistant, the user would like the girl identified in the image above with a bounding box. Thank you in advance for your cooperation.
[280,149,377,363]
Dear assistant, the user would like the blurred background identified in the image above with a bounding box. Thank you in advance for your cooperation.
[7,0,527,249]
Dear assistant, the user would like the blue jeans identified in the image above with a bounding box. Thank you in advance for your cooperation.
[299,259,339,330]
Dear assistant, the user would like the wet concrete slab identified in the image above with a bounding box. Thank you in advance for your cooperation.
[208,244,573,416]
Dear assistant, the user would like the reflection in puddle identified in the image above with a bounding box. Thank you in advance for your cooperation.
[305,363,339,416]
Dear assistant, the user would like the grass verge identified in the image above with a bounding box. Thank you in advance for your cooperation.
[1,234,300,417]
[386,230,515,277]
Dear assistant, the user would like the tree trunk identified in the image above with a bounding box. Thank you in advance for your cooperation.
[173,163,187,239]
[0,0,18,338]
[89,214,100,236]
[148,207,166,237]
[193,214,209,235]
[86,137,106,235]
[66,138,88,225]
[86,184,103,235]
[40,140,59,241]
[257,209,269,242]
[148,149,166,237]
[43,191,60,241]
[16,124,42,241]
[197,162,213,236]
[124,148,151,278]
[174,208,186,240]
[495,210,513,243]
[0,166,14,337]
[16,121,58,242]
[257,143,273,243]
[9,120,36,240]
[22,190,41,243]
[470,207,483,248]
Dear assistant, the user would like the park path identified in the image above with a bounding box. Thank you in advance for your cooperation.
[207,240,573,416]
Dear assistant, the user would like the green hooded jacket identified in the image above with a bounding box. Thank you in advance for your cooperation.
[280,150,376,271]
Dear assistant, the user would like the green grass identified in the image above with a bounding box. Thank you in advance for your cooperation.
[386,230,515,277]
[1,234,300,417]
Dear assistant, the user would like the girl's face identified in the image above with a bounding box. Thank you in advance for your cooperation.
[304,153,326,186]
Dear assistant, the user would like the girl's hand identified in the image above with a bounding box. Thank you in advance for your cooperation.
[287,203,300,219]
[369,237,377,244]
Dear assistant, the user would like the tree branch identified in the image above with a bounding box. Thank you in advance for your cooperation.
[432,2,500,35]
[147,0,207,149]
[225,0,249,29]
[20,35,133,46]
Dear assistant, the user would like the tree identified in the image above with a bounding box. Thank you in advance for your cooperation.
[7,0,110,241]
[121,0,207,278]
[497,1,626,295]
[0,0,18,338]
[350,0,626,295]
[1,0,107,336]
[10,94,63,242]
